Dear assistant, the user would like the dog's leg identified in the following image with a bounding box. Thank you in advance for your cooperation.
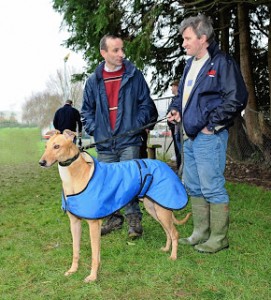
[65,213,82,276]
[143,198,177,259]
[155,207,179,260]
[84,219,102,283]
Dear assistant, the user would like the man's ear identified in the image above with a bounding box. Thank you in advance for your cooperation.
[200,34,208,44]
[100,49,106,59]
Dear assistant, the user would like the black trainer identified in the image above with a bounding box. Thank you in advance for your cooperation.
[126,213,143,239]
[101,214,124,236]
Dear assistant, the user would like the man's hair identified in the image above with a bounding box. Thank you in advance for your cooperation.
[179,15,215,44]
[100,34,122,51]
[171,80,179,87]
[65,100,73,105]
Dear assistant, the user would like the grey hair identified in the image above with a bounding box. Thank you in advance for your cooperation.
[179,15,215,44]
[99,34,121,51]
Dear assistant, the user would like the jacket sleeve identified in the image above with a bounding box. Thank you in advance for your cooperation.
[136,71,158,129]
[75,109,82,133]
[169,94,182,114]
[207,57,248,131]
[81,78,96,136]
[53,111,58,130]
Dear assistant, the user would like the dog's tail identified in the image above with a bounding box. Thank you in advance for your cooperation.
[172,212,192,225]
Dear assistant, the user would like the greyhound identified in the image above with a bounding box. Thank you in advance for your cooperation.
[39,129,190,282]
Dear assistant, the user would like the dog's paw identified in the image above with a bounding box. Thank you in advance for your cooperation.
[160,246,170,252]
[84,274,97,283]
[64,269,77,276]
[169,255,177,261]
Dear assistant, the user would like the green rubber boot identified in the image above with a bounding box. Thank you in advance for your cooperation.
[179,197,210,246]
[195,203,229,253]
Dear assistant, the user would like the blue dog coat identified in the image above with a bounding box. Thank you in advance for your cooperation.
[62,156,188,219]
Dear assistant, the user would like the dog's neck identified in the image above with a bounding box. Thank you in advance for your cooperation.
[59,151,80,167]
[59,153,94,196]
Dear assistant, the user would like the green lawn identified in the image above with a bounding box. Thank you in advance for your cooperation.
[0,128,270,300]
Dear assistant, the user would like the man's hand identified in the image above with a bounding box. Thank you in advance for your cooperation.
[201,127,214,134]
[167,110,181,124]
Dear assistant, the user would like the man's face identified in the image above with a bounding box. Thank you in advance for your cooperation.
[182,27,207,59]
[171,84,178,96]
[100,38,125,70]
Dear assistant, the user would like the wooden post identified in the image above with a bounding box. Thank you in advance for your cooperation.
[147,144,162,159]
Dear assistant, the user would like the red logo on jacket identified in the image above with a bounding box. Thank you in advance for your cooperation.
[207,70,216,77]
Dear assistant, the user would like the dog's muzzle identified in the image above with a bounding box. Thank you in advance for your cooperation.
[39,160,47,167]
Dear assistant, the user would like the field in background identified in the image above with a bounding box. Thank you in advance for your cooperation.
[0,128,270,299]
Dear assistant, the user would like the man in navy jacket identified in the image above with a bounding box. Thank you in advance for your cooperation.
[53,100,82,142]
[167,15,248,253]
[81,34,158,238]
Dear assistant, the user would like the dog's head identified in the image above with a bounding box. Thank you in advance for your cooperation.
[39,129,78,167]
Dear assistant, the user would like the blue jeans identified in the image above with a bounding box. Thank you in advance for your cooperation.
[97,146,142,217]
[183,130,229,204]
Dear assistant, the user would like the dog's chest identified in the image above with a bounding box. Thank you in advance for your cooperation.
[58,165,76,195]
[59,165,72,182]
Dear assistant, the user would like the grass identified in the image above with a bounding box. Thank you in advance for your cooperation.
[0,127,270,299]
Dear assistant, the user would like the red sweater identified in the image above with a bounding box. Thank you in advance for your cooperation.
[103,65,124,129]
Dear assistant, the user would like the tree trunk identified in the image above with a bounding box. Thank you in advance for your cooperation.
[238,3,261,143]
[222,4,253,161]
[227,115,255,161]
[268,5,271,119]
[219,7,230,53]
[238,3,271,163]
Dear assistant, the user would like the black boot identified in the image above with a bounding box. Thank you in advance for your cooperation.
[101,212,124,236]
[126,213,143,239]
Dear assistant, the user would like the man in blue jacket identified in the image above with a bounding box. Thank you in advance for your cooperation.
[167,15,248,253]
[81,34,158,238]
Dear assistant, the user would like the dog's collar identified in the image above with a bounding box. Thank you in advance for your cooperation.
[59,152,80,167]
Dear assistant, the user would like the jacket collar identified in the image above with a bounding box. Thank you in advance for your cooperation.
[95,59,135,80]
[207,40,220,59]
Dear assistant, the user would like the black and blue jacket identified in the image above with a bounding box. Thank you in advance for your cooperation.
[170,41,248,138]
[81,59,158,152]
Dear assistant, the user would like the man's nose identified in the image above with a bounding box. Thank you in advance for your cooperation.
[118,49,125,58]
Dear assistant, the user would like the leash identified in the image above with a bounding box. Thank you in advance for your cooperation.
[177,122,184,178]
[165,138,174,154]
[80,117,167,151]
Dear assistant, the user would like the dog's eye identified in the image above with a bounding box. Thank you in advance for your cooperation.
[54,145,60,149]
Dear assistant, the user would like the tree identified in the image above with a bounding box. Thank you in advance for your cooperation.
[22,92,61,128]
[21,66,84,128]
[237,2,271,163]
[268,4,271,118]
[52,0,271,162]
[52,0,187,93]
[46,66,84,109]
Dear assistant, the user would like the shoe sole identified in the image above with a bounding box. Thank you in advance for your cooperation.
[128,232,142,239]
[101,225,123,236]
[195,244,229,254]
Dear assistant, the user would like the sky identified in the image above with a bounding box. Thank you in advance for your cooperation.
[0,0,85,114]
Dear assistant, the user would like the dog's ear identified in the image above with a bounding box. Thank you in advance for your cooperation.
[63,129,76,141]
[46,130,60,137]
